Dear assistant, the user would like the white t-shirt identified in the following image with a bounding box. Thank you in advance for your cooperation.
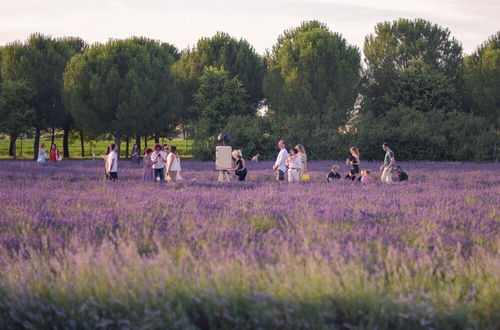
[106,151,118,172]
[151,151,167,169]
[274,148,289,172]
[167,153,181,171]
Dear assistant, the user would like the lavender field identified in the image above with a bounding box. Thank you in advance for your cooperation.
[0,160,499,329]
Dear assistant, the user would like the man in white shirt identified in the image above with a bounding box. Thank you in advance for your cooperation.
[272,140,289,182]
[151,144,167,182]
[106,144,118,181]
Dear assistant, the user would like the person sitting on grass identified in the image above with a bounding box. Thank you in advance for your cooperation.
[360,169,372,184]
[327,165,341,182]
[395,165,409,182]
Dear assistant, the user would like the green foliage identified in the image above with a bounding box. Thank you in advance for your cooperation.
[222,115,274,160]
[191,67,249,160]
[363,19,463,116]
[464,32,500,129]
[264,20,361,126]
[63,37,179,141]
[384,59,458,112]
[0,80,35,138]
[173,32,264,125]
[353,106,497,161]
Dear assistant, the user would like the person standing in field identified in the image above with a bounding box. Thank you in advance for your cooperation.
[49,144,61,162]
[273,140,289,182]
[166,146,182,181]
[37,143,47,164]
[101,146,111,180]
[345,146,360,181]
[295,144,307,180]
[130,144,140,164]
[163,145,170,181]
[106,144,118,181]
[151,144,166,182]
[380,142,395,183]
[286,148,302,183]
[142,148,154,181]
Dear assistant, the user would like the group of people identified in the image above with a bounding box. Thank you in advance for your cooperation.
[101,143,182,182]
[96,139,409,184]
[36,143,62,164]
[273,140,409,184]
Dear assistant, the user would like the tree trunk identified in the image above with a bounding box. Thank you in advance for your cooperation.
[144,135,148,148]
[125,137,129,159]
[136,134,141,159]
[114,134,121,159]
[9,135,17,157]
[154,133,160,144]
[80,130,85,157]
[63,127,70,158]
[33,127,41,161]
[51,127,55,146]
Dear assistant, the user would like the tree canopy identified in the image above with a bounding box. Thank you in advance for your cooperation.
[63,37,180,147]
[362,18,463,116]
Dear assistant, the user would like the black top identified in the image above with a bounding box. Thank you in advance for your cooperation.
[235,159,245,171]
[350,156,359,173]
[327,172,341,181]
[398,171,409,181]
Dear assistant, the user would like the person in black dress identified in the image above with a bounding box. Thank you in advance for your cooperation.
[345,146,360,181]
[232,150,247,181]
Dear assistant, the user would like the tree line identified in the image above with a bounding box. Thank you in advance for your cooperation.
[0,19,498,161]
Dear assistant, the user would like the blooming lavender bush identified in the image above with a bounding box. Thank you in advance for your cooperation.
[0,160,498,329]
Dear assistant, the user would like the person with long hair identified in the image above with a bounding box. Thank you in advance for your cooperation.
[295,144,307,180]
[142,148,154,181]
[100,146,111,180]
[37,143,47,164]
[345,146,360,181]
[380,142,395,183]
[49,143,60,162]
[130,144,140,164]
[166,146,182,181]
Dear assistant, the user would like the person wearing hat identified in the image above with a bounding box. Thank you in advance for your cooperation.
[232,150,247,181]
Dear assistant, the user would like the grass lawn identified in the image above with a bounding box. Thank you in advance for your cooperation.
[0,135,193,159]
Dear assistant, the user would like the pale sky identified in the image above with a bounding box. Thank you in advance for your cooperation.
[0,0,498,55]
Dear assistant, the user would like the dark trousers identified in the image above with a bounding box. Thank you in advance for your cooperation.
[154,168,164,181]
[236,169,247,181]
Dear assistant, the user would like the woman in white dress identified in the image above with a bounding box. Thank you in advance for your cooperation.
[295,144,307,180]
[166,146,182,181]
[37,143,47,164]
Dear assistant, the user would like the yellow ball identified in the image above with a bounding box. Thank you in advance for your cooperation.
[301,174,310,182]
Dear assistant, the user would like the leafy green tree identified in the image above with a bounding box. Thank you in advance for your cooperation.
[353,106,497,161]
[63,37,179,155]
[0,80,35,159]
[191,66,248,159]
[1,34,74,160]
[383,59,457,112]
[363,18,463,116]
[57,37,87,158]
[173,32,264,127]
[264,21,361,137]
[464,32,500,129]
